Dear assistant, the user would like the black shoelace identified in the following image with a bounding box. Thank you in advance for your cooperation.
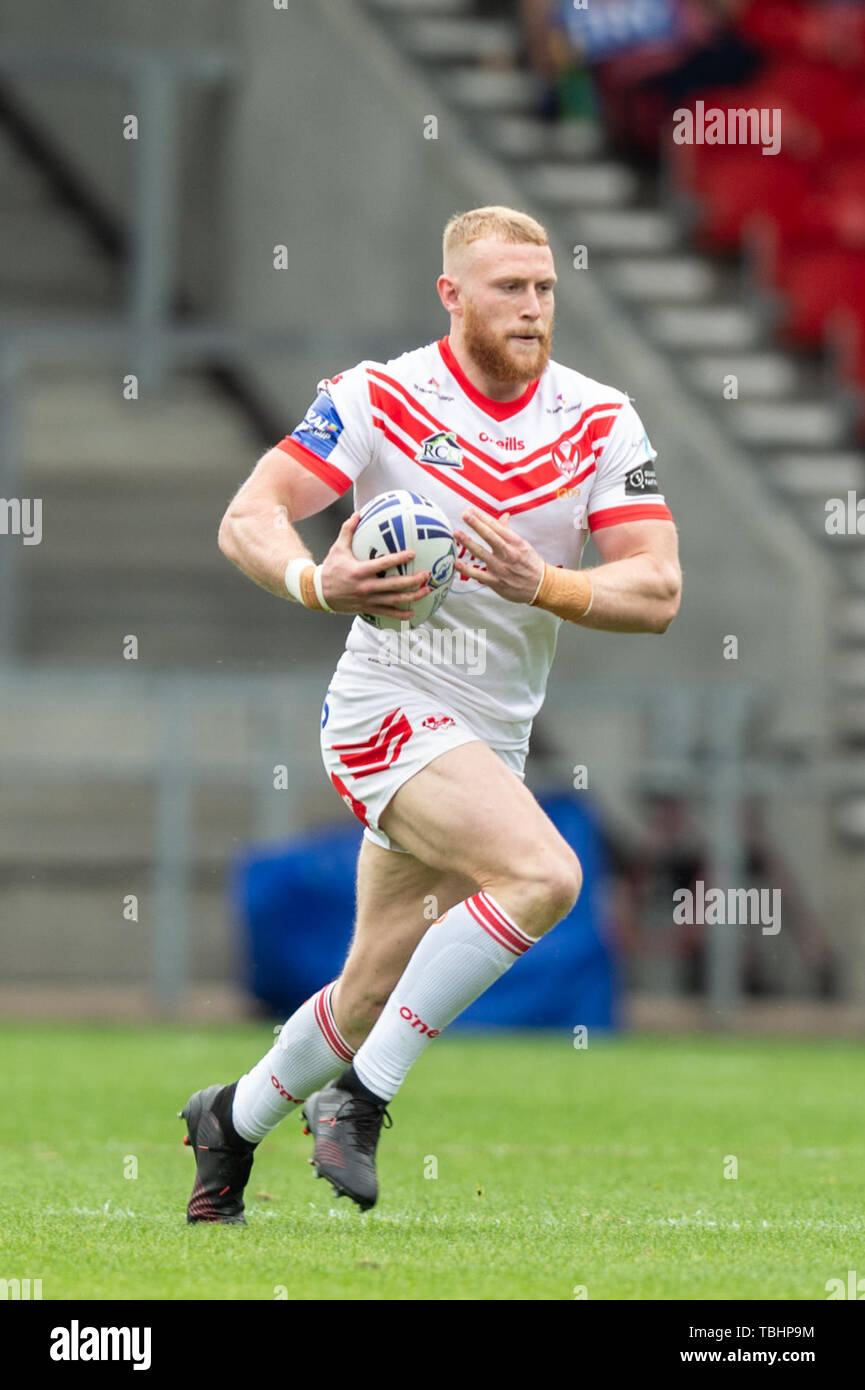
[336,1096,393,1153]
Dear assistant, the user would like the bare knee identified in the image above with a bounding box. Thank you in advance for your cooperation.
[488,846,582,935]
[537,848,583,925]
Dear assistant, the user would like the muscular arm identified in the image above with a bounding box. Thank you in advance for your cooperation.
[217,446,337,598]
[217,446,432,621]
[453,510,682,634]
[572,518,682,633]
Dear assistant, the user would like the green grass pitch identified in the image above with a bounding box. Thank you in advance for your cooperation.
[1,1022,863,1300]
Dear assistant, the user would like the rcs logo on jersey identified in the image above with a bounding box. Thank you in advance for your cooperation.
[418,430,463,469]
[291,391,344,461]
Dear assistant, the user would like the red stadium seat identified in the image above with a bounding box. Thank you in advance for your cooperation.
[673,61,860,178]
[737,0,811,57]
[773,247,865,347]
[745,186,865,286]
[669,74,819,197]
[677,146,813,251]
[824,156,865,200]
[738,0,865,70]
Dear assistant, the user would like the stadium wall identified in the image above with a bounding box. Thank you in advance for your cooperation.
[2,0,237,308]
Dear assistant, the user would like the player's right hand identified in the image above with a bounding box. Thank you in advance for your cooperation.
[318,512,432,621]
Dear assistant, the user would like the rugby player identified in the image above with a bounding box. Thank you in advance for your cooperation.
[180,206,681,1220]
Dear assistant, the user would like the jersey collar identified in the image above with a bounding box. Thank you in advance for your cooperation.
[437,335,541,422]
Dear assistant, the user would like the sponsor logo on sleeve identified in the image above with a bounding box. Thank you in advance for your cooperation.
[625,463,659,495]
[291,391,345,460]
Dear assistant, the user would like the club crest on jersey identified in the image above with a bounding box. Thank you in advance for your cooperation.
[552,435,593,478]
[422,714,456,731]
[418,430,463,469]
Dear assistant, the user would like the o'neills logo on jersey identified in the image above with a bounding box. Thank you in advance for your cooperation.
[479,431,524,451]
[418,430,463,468]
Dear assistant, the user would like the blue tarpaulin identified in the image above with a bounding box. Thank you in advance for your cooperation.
[233,792,618,1030]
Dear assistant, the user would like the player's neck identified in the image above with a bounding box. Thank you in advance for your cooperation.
[444,332,538,404]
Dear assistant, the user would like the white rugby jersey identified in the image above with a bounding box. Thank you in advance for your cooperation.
[277,336,673,728]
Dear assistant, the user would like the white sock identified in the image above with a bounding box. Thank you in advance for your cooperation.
[232,982,355,1142]
[352,891,538,1102]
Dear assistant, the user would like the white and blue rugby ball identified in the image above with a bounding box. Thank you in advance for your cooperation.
[352,489,456,631]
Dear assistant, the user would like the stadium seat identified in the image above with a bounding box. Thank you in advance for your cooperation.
[676,146,813,251]
[738,0,865,70]
[747,189,865,295]
[773,247,865,347]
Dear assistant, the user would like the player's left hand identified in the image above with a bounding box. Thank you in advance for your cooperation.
[453,509,545,605]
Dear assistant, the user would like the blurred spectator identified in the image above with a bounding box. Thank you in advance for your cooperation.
[613,795,836,998]
[616,794,707,994]
[518,0,763,146]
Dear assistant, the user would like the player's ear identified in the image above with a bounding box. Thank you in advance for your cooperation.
[437,273,461,314]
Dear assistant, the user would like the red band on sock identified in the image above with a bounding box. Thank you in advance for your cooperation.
[314,984,355,1063]
[466,893,535,956]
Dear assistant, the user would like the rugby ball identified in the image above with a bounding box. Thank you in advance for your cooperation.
[352,489,456,631]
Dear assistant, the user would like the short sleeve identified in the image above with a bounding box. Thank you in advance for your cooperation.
[276,363,376,496]
[587,397,674,533]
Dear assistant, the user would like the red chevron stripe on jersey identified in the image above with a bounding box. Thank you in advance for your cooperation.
[373,411,595,519]
[368,374,615,516]
[465,891,535,956]
[314,984,355,1063]
[333,707,413,779]
[369,366,622,471]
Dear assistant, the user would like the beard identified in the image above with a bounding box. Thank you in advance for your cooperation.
[461,299,553,385]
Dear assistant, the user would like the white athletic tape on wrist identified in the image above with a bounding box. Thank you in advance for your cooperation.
[312,563,333,613]
[284,557,315,603]
[530,568,545,604]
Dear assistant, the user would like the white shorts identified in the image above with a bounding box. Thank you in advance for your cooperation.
[320,655,530,854]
